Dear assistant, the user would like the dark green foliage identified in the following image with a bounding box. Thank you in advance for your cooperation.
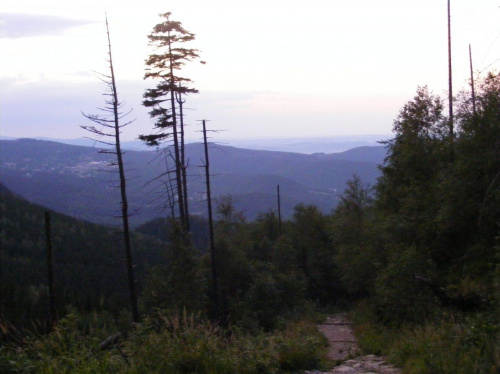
[0,188,161,330]
[370,77,499,323]
[134,215,209,252]
[122,312,329,373]
[344,75,499,372]
[332,175,382,297]
[141,222,207,314]
[376,87,448,251]
[140,12,199,147]
[288,205,342,304]
[374,245,440,324]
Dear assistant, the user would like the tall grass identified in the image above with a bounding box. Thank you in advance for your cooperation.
[351,304,499,374]
[388,315,498,374]
[1,310,330,373]
[124,311,329,373]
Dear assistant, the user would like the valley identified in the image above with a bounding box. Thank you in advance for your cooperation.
[0,138,386,225]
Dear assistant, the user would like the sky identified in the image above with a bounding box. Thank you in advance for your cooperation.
[1,0,499,142]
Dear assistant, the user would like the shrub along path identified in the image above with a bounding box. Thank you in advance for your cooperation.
[306,315,401,374]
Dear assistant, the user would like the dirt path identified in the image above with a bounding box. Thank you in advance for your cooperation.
[306,314,401,374]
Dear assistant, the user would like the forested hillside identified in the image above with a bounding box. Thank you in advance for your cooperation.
[0,139,384,224]
[0,185,162,327]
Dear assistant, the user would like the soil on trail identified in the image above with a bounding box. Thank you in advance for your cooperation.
[306,314,401,374]
[317,315,359,361]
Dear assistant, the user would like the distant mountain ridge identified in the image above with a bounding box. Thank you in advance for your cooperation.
[0,138,387,224]
[1,134,390,154]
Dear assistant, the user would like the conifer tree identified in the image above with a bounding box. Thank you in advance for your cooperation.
[140,12,202,231]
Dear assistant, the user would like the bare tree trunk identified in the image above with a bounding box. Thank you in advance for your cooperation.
[163,151,177,220]
[177,90,190,232]
[469,44,477,120]
[44,211,57,328]
[277,184,282,235]
[167,33,186,228]
[106,17,139,323]
[202,120,220,315]
[0,223,3,318]
[448,0,454,160]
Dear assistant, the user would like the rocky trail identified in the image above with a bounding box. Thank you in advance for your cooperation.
[306,315,401,374]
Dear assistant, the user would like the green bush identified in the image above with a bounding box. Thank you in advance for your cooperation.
[2,310,330,374]
[374,245,439,325]
[123,311,329,374]
[0,312,125,374]
[275,320,330,372]
[352,304,498,374]
[389,315,498,374]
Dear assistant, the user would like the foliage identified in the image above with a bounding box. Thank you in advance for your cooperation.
[0,310,329,374]
[0,189,161,329]
[331,175,382,296]
[123,312,328,374]
[0,311,124,374]
[371,76,499,324]
[134,216,209,252]
[388,315,498,374]
[140,222,208,314]
[349,73,499,372]
[140,12,200,147]
[350,303,395,356]
[274,320,330,371]
[288,204,342,304]
[352,304,499,373]
[374,246,439,324]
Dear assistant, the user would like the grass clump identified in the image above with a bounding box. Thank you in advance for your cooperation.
[388,314,498,374]
[274,320,330,372]
[350,303,499,374]
[0,312,124,374]
[124,311,329,373]
[1,310,330,373]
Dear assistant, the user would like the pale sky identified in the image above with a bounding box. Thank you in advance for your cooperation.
[1,0,499,141]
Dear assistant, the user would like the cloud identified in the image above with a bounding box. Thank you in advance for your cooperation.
[0,13,94,39]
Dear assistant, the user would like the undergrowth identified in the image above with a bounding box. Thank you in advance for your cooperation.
[350,303,499,374]
[0,310,330,374]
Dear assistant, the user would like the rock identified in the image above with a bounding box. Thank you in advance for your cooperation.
[332,366,358,373]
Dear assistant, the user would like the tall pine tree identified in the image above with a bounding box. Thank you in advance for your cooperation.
[140,12,201,231]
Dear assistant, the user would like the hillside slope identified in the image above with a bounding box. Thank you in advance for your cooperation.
[0,183,161,325]
[1,139,386,224]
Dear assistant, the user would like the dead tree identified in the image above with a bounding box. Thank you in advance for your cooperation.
[201,120,220,316]
[277,184,282,235]
[447,0,454,159]
[44,211,57,329]
[469,44,477,119]
[81,15,139,323]
[176,88,190,232]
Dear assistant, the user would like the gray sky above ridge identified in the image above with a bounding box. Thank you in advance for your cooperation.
[1,0,499,142]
